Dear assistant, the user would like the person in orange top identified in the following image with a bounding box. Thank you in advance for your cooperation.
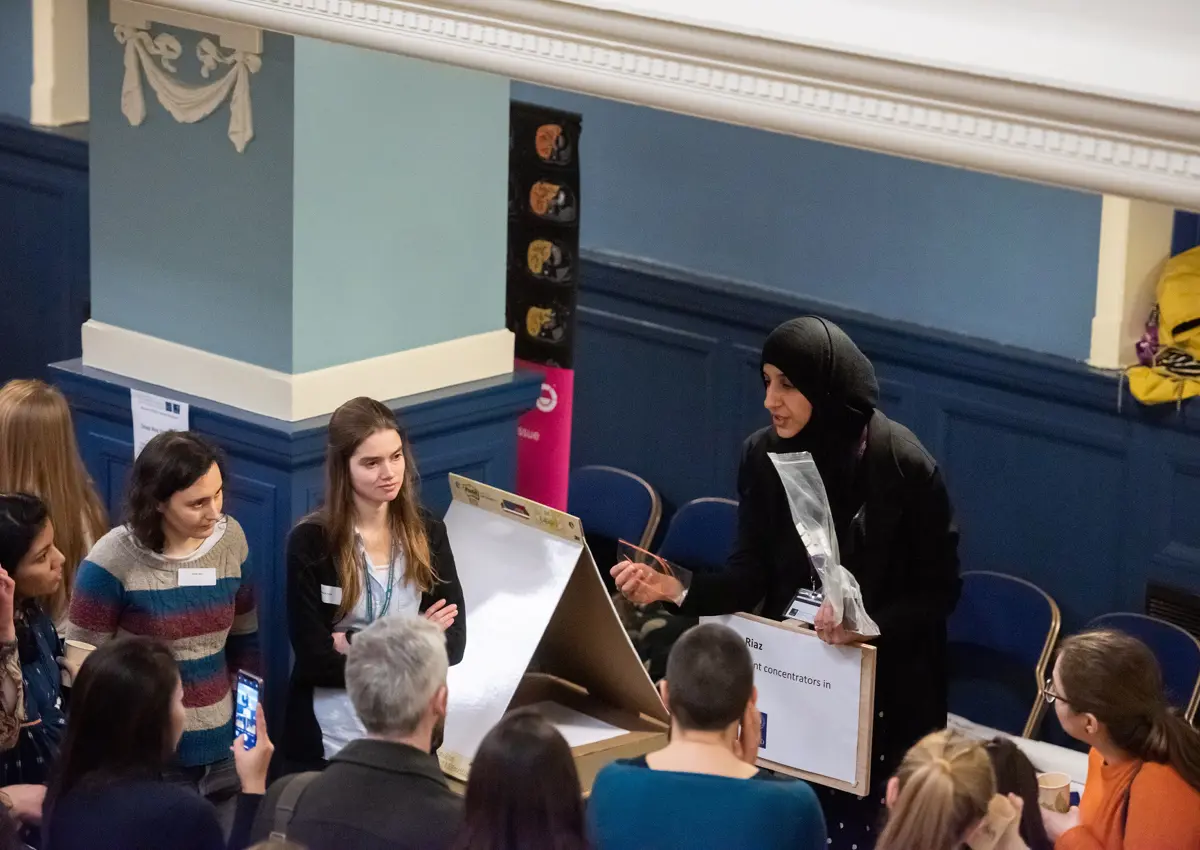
[1041,629,1200,850]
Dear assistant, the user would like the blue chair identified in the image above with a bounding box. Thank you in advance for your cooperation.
[657,497,738,575]
[1087,612,1200,722]
[947,571,1061,737]
[568,466,662,576]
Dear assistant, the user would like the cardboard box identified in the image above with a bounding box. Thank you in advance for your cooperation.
[438,475,669,792]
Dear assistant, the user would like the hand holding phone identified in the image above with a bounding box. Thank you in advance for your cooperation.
[233,670,261,750]
[231,670,273,796]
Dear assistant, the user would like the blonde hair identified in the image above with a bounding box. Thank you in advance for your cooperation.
[0,380,108,619]
[315,397,434,620]
[877,730,996,850]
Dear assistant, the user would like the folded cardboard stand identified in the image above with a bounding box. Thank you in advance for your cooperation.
[438,475,670,792]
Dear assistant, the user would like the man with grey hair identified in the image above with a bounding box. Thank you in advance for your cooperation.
[250,616,463,849]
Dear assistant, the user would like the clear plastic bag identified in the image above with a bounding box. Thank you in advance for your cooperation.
[768,452,880,637]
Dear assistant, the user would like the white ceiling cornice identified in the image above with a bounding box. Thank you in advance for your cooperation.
[136,0,1200,209]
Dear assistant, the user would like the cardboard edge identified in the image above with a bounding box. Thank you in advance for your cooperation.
[449,473,585,544]
[731,612,877,796]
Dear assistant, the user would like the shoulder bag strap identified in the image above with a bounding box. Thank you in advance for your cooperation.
[270,771,321,840]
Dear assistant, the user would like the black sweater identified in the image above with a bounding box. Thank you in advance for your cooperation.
[280,514,466,766]
[679,411,961,770]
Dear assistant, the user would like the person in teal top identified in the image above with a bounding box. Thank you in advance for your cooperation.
[587,623,826,850]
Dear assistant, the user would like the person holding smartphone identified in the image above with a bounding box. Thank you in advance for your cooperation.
[44,636,274,850]
[67,432,260,803]
[279,397,465,773]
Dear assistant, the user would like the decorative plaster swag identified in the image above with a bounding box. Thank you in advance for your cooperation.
[114,23,261,152]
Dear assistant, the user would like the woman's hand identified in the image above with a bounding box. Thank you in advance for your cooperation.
[813,599,865,646]
[331,632,351,655]
[1041,805,1081,841]
[232,707,275,796]
[734,699,762,766]
[610,561,683,606]
[422,600,458,632]
[0,569,15,644]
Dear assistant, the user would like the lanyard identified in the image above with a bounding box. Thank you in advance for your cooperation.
[357,533,397,623]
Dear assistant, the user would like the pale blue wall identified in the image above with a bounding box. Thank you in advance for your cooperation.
[291,41,509,372]
[0,0,32,121]
[88,0,296,371]
[514,84,1104,361]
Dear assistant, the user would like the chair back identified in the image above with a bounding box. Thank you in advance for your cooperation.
[1086,612,1200,722]
[657,498,738,575]
[568,466,661,584]
[947,571,1061,737]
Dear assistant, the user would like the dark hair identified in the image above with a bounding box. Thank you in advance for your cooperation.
[0,808,19,850]
[47,637,180,813]
[0,493,49,574]
[986,738,1052,850]
[126,431,226,552]
[1057,629,1200,794]
[452,709,588,850]
[664,623,754,731]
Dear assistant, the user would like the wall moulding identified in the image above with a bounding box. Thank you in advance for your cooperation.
[109,0,263,151]
[118,0,1200,209]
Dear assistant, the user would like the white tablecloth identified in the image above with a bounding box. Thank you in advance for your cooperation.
[948,713,1089,795]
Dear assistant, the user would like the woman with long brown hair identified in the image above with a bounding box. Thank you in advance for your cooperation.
[0,380,108,622]
[280,397,464,774]
[1043,629,1200,849]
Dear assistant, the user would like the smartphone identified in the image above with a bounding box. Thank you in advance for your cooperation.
[233,670,261,750]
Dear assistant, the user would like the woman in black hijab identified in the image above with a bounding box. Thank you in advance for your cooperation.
[612,316,961,849]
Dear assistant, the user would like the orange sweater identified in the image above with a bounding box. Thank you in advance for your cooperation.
[1056,748,1200,850]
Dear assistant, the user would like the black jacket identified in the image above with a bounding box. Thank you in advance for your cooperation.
[680,412,961,769]
[251,739,462,850]
[281,514,466,766]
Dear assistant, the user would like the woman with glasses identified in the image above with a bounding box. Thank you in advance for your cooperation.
[1043,629,1200,849]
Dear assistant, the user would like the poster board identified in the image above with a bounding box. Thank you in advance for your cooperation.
[702,613,877,796]
[439,475,669,790]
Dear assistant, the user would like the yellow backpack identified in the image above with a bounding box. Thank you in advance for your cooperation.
[1126,245,1200,406]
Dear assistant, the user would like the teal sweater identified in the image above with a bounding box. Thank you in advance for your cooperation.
[588,757,827,850]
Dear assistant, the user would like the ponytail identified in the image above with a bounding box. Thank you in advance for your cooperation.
[1157,710,1200,795]
[877,730,994,850]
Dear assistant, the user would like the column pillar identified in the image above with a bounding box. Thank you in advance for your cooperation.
[55,0,537,703]
[1089,196,1175,369]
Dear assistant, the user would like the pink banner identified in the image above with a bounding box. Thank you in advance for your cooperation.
[515,360,574,510]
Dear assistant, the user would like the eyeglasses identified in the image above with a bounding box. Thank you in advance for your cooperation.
[1042,677,1069,705]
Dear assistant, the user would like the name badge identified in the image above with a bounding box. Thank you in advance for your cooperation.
[785,587,824,625]
[178,568,217,587]
[320,584,343,605]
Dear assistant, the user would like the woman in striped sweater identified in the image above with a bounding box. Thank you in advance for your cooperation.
[67,432,259,803]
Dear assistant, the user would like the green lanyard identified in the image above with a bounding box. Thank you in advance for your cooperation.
[359,533,397,623]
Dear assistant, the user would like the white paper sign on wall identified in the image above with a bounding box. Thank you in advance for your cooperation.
[702,613,868,787]
[130,389,189,458]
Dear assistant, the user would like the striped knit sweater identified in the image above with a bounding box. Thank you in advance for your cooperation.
[66,518,260,768]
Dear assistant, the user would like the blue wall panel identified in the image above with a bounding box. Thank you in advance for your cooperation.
[52,360,540,719]
[573,252,1200,633]
[0,119,89,384]
[514,83,1104,361]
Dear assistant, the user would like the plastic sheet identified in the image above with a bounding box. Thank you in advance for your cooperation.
[768,452,880,637]
[616,540,692,602]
